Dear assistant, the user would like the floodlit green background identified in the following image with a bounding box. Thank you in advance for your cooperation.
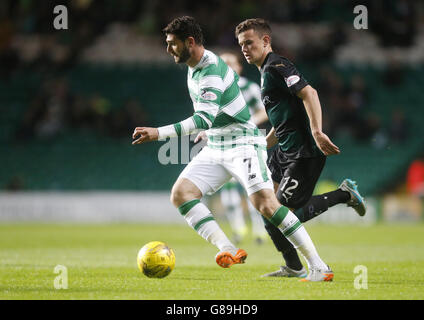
[1,223,423,300]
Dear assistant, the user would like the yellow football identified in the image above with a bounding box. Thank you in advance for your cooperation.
[137,241,175,278]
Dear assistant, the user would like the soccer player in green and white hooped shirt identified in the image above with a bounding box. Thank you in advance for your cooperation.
[235,18,366,280]
[196,52,269,245]
[220,52,269,245]
[133,16,334,281]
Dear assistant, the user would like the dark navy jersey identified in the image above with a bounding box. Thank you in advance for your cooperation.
[260,52,322,159]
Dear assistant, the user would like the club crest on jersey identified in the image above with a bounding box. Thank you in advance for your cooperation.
[200,89,217,101]
[284,75,300,87]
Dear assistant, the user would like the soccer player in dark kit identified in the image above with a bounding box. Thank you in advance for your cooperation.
[235,18,367,278]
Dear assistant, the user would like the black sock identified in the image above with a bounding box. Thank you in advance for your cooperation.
[325,189,351,206]
[282,248,303,271]
[262,216,303,271]
[294,189,351,223]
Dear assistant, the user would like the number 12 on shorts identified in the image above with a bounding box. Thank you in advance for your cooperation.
[280,177,299,202]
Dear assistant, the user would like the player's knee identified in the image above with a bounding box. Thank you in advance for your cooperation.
[250,190,281,218]
[170,180,201,208]
[256,198,279,219]
[170,184,186,208]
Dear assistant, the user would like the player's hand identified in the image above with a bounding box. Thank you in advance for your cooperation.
[194,131,208,143]
[132,127,159,145]
[313,131,340,156]
[266,135,278,149]
[266,128,278,149]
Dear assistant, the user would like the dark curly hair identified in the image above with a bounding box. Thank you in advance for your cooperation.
[163,16,204,45]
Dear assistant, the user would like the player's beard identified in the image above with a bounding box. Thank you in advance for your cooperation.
[176,45,190,64]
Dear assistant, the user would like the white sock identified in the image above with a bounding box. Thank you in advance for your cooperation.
[269,206,328,270]
[178,199,236,253]
[286,224,327,270]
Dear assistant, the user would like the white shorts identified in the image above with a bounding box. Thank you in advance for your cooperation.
[179,145,274,196]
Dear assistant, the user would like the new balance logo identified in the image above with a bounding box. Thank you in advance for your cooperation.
[248,174,256,180]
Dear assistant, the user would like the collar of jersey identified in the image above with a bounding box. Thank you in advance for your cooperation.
[190,49,215,71]
[260,52,273,71]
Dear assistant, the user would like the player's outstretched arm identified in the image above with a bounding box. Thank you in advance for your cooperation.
[132,127,159,145]
[297,85,340,156]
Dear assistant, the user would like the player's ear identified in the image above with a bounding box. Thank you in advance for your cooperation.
[262,34,271,47]
[186,36,196,48]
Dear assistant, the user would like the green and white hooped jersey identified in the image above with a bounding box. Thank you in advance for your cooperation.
[238,76,264,116]
[158,50,266,150]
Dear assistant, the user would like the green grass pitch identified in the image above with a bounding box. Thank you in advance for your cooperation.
[1,223,423,300]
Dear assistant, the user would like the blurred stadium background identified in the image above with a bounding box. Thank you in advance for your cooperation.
[1,0,424,225]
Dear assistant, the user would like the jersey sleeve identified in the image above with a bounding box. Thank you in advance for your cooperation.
[193,72,224,128]
[157,70,224,140]
[266,60,308,95]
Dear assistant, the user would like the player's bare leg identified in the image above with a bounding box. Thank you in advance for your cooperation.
[171,178,246,268]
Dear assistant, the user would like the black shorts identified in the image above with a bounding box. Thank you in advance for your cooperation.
[267,147,326,209]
